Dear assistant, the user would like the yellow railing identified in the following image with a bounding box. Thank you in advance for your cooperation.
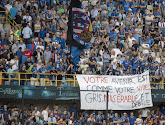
[0,72,164,88]
[0,72,77,87]
[48,123,66,125]
[0,11,21,31]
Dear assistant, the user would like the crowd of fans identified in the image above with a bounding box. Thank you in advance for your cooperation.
[0,0,165,88]
[0,102,165,125]
[0,1,165,125]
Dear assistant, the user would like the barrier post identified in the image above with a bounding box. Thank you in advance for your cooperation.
[74,74,75,87]
[0,72,2,85]
[162,77,164,89]
[37,73,39,86]
[19,73,20,86]
[55,75,57,87]
[6,13,7,24]
[22,88,24,125]
[106,91,109,125]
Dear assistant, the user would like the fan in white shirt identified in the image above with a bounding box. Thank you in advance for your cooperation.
[33,107,40,122]
[115,18,124,27]
[41,106,49,122]
[48,113,57,124]
[5,2,12,12]
[128,33,136,48]
[111,54,121,70]
[139,108,150,118]
[141,41,150,56]
[158,19,165,29]
[136,115,143,125]
[23,13,32,25]
[10,56,19,71]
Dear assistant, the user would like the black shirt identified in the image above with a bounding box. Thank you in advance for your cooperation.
[132,43,139,51]
[25,61,33,70]
[116,42,124,51]
[15,15,22,24]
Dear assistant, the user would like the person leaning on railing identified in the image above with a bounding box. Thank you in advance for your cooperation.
[155,65,164,89]
[19,64,27,86]
[30,63,38,86]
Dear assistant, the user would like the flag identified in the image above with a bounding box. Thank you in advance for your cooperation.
[66,0,93,65]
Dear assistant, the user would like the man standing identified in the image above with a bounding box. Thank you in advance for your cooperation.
[102,51,110,73]
[48,113,57,124]
[38,63,47,86]
[42,106,49,122]
[22,24,32,45]
[44,47,51,67]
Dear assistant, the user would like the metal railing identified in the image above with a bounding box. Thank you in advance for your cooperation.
[48,123,67,125]
[0,72,164,88]
[0,72,77,87]
[0,11,21,31]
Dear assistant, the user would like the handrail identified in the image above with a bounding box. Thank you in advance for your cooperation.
[0,72,164,88]
[8,15,21,31]
[48,123,67,125]
[0,11,21,31]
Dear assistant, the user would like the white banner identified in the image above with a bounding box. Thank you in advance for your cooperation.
[76,71,153,110]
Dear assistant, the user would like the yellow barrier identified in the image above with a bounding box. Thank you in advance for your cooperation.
[0,72,164,88]
[0,72,78,87]
[0,11,21,31]
[48,123,66,125]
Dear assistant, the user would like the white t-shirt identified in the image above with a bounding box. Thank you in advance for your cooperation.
[36,45,45,51]
[158,22,165,27]
[139,108,150,117]
[145,15,154,25]
[5,4,12,11]
[34,24,41,33]
[111,58,118,69]
[159,41,164,48]
[79,58,86,65]
[42,110,48,121]
[23,15,32,23]
[142,44,149,54]
[128,37,136,48]
[33,111,40,122]
[112,48,122,58]
[136,118,143,125]
[22,27,32,39]
[10,59,18,71]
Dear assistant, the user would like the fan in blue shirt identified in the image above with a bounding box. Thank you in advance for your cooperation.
[31,64,38,78]
[124,68,132,75]
[60,36,66,49]
[140,0,146,13]
[121,113,129,125]
[114,67,122,76]
[154,9,162,22]
[131,1,138,14]
[145,35,154,48]
[123,1,130,13]
[129,112,136,125]
[38,64,47,78]
[122,56,132,72]
[39,27,46,38]
[109,29,117,43]
[140,57,149,72]
[106,63,113,75]
[16,47,22,58]
[46,61,54,72]
[111,10,119,21]
[113,113,120,125]
[132,55,140,71]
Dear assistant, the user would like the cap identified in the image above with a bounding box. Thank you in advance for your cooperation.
[128,8,132,11]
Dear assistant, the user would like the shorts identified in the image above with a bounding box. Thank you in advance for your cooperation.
[154,44,159,50]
